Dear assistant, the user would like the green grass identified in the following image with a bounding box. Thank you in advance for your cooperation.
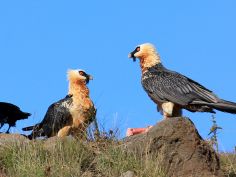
[0,137,166,177]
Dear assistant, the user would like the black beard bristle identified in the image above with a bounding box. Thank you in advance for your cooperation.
[133,57,136,62]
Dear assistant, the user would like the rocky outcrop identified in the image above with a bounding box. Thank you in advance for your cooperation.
[124,117,225,177]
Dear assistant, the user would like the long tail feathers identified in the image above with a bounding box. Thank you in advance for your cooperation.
[22,124,44,140]
[20,133,33,140]
[209,99,236,114]
[22,125,34,131]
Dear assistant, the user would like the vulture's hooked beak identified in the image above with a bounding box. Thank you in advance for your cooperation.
[128,51,136,62]
[86,74,93,84]
[89,75,93,80]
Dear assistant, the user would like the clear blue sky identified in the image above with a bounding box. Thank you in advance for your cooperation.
[0,1,236,151]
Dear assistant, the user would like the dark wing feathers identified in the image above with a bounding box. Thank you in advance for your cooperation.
[142,65,219,106]
[27,95,73,138]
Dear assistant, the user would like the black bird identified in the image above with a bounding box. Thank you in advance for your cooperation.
[128,43,236,119]
[0,102,31,133]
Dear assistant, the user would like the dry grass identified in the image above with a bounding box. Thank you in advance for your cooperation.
[0,138,94,177]
[0,121,235,177]
[220,152,236,177]
[1,139,236,177]
[0,136,166,177]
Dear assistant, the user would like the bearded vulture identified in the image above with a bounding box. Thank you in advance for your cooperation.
[22,69,96,139]
[128,43,236,118]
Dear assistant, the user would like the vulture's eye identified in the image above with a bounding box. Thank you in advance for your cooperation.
[136,47,140,52]
[79,71,85,76]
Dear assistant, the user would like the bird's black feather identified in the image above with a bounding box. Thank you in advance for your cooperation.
[0,102,31,133]
[142,64,236,113]
[23,95,73,138]
[142,64,216,105]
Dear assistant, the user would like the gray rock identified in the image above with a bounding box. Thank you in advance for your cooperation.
[120,171,135,177]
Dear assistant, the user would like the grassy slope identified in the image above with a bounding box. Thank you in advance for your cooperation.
[0,137,166,177]
[0,136,235,177]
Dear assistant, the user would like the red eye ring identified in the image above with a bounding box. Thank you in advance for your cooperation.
[136,47,140,52]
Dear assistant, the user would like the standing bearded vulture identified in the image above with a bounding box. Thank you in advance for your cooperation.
[128,43,236,119]
[23,69,96,139]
